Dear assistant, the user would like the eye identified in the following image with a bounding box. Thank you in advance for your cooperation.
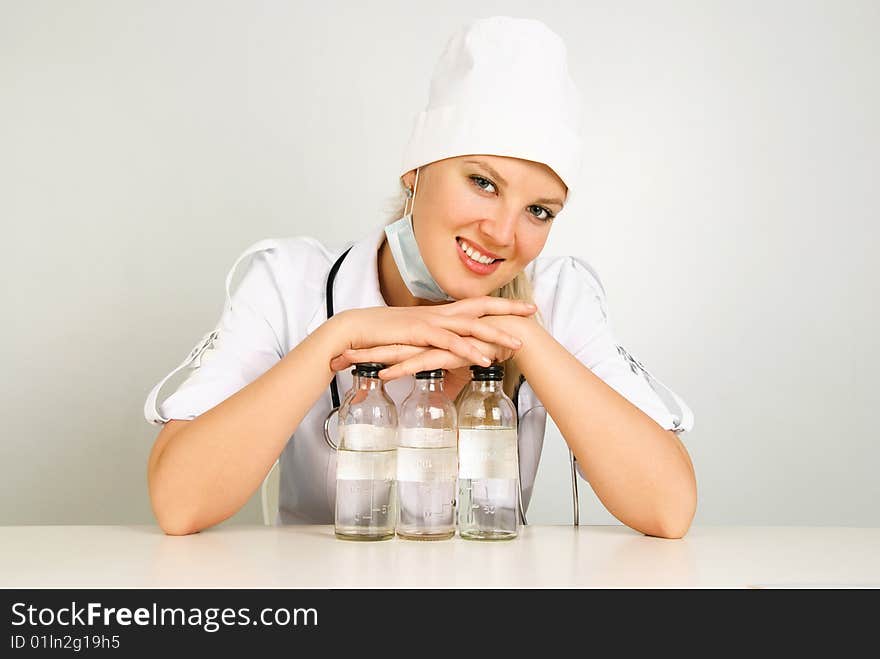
[529,205,555,222]
[470,175,555,222]
[470,175,497,194]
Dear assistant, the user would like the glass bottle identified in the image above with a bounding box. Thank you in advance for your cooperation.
[334,362,398,541]
[396,369,458,541]
[456,363,519,540]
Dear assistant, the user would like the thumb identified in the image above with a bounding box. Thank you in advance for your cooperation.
[329,354,352,372]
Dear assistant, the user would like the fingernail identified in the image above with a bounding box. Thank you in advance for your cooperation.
[512,338,523,347]
[481,355,492,365]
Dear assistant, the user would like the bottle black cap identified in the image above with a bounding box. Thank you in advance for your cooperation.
[352,362,386,378]
[470,363,504,381]
[415,369,445,379]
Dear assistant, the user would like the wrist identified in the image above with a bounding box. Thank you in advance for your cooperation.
[321,309,357,354]
[479,313,542,362]
[509,314,543,362]
[298,309,356,367]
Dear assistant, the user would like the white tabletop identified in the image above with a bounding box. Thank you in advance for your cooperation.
[1,525,878,588]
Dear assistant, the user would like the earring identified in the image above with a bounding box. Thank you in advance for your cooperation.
[405,187,413,198]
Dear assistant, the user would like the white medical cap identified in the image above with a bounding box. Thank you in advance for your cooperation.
[401,16,584,206]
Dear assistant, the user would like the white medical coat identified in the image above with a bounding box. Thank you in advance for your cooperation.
[144,224,694,524]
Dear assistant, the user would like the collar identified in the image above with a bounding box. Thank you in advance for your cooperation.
[305,223,388,336]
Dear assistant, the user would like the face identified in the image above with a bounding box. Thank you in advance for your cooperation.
[402,155,568,300]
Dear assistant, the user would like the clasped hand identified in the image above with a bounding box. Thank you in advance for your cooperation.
[328,297,537,382]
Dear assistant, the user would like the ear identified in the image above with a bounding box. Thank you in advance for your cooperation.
[400,170,417,192]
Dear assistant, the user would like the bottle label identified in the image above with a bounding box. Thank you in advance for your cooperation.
[341,423,397,451]
[398,427,456,448]
[336,448,397,481]
[396,446,458,482]
[458,428,518,479]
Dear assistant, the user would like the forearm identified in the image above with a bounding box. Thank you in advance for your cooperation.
[511,317,697,539]
[148,313,351,534]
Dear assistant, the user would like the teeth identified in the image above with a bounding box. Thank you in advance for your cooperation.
[458,238,497,265]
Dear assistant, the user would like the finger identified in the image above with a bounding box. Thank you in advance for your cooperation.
[329,353,354,372]
[435,316,524,351]
[419,325,494,367]
[441,296,537,318]
[464,336,517,366]
[460,336,514,363]
[342,344,426,366]
[378,349,464,380]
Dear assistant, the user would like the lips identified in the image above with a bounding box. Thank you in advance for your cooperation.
[457,237,504,262]
[455,237,504,276]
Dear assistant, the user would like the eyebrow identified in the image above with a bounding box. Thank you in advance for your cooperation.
[464,159,565,208]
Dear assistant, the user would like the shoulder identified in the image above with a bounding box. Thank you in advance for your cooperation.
[226,235,337,296]
[217,235,342,334]
[235,235,334,274]
[527,254,609,327]
[214,235,343,348]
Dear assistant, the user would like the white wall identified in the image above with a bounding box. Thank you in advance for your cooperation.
[1,0,877,526]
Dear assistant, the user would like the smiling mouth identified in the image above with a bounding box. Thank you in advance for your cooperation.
[455,237,504,265]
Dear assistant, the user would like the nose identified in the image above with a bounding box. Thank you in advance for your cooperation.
[479,206,518,251]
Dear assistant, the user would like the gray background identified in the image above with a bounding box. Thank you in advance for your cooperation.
[2,0,877,527]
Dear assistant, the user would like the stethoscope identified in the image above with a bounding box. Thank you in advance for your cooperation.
[320,246,580,526]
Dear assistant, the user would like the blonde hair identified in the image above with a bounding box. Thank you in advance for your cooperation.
[383,188,546,403]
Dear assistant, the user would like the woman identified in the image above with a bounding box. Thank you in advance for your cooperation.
[144,16,696,538]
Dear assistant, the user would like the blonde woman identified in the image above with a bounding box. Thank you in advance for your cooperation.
[144,16,696,538]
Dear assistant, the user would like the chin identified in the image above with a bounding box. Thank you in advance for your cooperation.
[440,280,499,300]
[442,267,514,299]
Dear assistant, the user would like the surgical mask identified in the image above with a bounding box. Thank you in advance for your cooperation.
[383,169,455,302]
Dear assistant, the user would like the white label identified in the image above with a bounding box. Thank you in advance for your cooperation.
[396,446,458,482]
[398,427,456,449]
[458,428,518,480]
[336,449,396,481]
[341,423,397,451]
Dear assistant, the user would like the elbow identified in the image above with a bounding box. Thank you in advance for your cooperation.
[652,506,697,540]
[148,473,203,536]
[149,477,224,537]
[155,510,202,536]
[647,516,693,540]
[653,453,698,539]
[151,496,203,536]
[147,468,230,536]
[645,483,698,540]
